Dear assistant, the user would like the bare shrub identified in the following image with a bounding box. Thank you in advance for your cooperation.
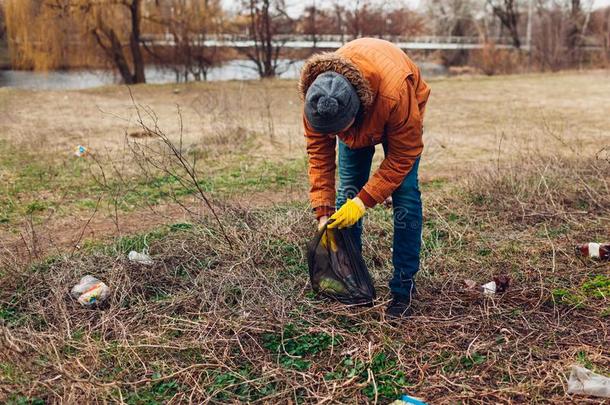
[465,151,610,225]
[124,90,232,246]
[1,160,609,401]
[470,42,522,75]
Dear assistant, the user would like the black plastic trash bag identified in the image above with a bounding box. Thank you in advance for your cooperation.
[307,224,376,305]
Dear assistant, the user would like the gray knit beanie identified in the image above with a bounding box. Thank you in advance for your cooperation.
[304,71,360,134]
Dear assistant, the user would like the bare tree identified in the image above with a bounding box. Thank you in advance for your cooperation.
[240,0,293,78]
[144,0,226,82]
[385,6,426,37]
[427,0,481,37]
[487,0,521,48]
[332,2,346,42]
[78,0,146,83]
[345,0,364,38]
[427,0,481,65]
[299,2,341,44]
[530,0,596,70]
[590,5,610,65]
[565,0,595,64]
[302,3,319,47]
[532,1,566,70]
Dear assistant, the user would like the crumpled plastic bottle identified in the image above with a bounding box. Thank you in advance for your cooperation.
[576,243,610,261]
[71,275,110,307]
[128,250,154,265]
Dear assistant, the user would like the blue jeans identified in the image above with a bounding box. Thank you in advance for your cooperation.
[336,141,422,296]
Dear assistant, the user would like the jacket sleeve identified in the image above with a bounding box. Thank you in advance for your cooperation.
[357,78,424,207]
[415,72,431,121]
[304,116,337,218]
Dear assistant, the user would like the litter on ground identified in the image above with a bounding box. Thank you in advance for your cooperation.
[128,250,154,265]
[576,242,610,261]
[70,275,110,307]
[389,394,428,405]
[482,280,496,295]
[567,365,610,398]
[73,145,89,157]
[464,275,511,295]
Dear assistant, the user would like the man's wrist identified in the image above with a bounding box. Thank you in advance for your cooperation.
[315,205,335,219]
[356,189,376,208]
[352,196,366,212]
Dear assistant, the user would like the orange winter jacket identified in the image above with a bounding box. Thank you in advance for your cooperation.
[299,38,430,218]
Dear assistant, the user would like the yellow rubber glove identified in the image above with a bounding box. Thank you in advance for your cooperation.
[320,228,338,251]
[327,197,366,229]
[318,218,337,251]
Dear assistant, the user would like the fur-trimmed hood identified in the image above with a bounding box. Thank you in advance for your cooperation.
[298,52,374,110]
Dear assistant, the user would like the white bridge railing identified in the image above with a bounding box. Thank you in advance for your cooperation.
[141,34,519,50]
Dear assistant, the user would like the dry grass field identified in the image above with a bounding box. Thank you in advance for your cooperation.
[0,71,608,403]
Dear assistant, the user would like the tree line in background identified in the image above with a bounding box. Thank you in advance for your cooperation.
[1,0,609,83]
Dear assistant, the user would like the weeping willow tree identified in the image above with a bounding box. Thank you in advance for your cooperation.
[5,0,146,83]
[0,4,6,43]
[4,0,74,70]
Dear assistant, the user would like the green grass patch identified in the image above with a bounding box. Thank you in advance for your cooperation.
[83,222,194,255]
[325,352,411,401]
[122,373,183,404]
[432,350,488,374]
[422,219,449,254]
[204,157,306,193]
[0,362,27,384]
[460,352,487,369]
[477,247,492,256]
[0,136,306,230]
[536,224,570,238]
[575,350,594,370]
[262,323,341,371]
[266,237,305,276]
[0,140,95,223]
[0,304,20,325]
[581,275,610,299]
[551,289,585,308]
[551,275,610,310]
[421,178,447,190]
[207,367,276,401]
[6,397,45,405]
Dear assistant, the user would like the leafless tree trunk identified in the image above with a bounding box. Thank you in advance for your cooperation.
[242,0,291,78]
[303,4,318,48]
[333,3,346,42]
[487,0,521,48]
[85,0,146,83]
[129,0,145,83]
[347,0,362,39]
[428,0,480,66]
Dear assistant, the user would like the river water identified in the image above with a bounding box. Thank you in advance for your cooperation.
[0,60,446,90]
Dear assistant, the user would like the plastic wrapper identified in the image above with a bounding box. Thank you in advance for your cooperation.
[567,365,610,398]
[73,145,89,157]
[307,224,375,305]
[71,275,110,307]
